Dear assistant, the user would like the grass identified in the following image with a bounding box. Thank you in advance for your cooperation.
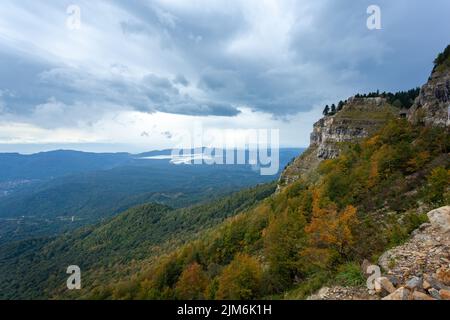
[283,262,365,300]
[334,262,365,287]
[282,271,333,300]
[334,105,397,122]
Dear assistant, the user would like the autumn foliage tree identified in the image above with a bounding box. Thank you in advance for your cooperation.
[216,254,262,300]
[175,262,208,299]
[302,191,358,269]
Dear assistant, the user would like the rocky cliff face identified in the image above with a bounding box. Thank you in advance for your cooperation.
[281,46,449,188]
[408,63,450,127]
[310,97,392,159]
[280,97,396,186]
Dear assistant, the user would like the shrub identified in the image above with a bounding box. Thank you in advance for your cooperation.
[216,254,263,299]
[334,262,365,287]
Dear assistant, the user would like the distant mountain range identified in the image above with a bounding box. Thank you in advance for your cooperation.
[0,148,304,244]
[0,148,301,182]
[0,150,132,182]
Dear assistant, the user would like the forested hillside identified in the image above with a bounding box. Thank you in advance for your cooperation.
[73,47,448,300]
[0,183,276,299]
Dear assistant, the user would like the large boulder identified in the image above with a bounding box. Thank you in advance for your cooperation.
[375,277,396,294]
[405,276,423,291]
[382,287,410,300]
[439,289,450,300]
[413,291,435,300]
[427,206,450,233]
[424,274,450,291]
[436,267,450,286]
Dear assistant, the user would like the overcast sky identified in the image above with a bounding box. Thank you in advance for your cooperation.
[0,0,449,153]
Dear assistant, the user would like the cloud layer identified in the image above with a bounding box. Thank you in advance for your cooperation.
[0,0,449,150]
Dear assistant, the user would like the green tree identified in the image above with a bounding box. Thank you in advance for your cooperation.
[434,44,450,69]
[264,206,307,291]
[392,99,403,109]
[216,254,262,299]
[330,104,336,114]
[426,167,450,205]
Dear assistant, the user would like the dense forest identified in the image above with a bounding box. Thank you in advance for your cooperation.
[0,183,276,299]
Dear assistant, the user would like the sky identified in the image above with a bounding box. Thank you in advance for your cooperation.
[0,0,449,153]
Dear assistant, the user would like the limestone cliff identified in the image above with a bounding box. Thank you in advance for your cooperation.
[281,44,450,188]
[311,97,395,159]
[408,48,450,127]
[279,97,396,186]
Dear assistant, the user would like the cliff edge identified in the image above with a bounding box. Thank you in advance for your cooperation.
[280,97,397,187]
[408,45,450,127]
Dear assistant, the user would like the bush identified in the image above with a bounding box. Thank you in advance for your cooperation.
[426,167,450,206]
[334,262,365,287]
[216,254,263,299]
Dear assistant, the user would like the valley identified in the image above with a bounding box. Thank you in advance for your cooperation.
[0,148,302,244]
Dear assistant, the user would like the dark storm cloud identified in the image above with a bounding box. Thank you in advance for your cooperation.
[173,74,189,87]
[110,0,450,115]
[0,0,449,127]
[0,51,239,125]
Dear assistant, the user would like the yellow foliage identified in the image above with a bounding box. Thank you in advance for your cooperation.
[303,190,358,267]
[216,254,262,299]
[365,134,380,148]
[175,262,208,299]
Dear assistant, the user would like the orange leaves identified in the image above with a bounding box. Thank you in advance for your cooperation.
[365,134,380,148]
[337,205,358,247]
[175,262,208,299]
[302,190,358,267]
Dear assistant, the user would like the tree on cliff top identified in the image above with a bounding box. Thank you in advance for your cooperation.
[433,44,450,72]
